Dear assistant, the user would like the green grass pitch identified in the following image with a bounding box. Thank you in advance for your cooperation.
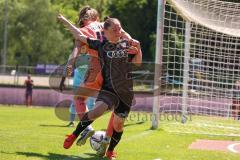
[0,105,240,160]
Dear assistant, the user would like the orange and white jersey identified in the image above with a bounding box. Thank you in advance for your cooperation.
[79,21,104,57]
[77,21,104,90]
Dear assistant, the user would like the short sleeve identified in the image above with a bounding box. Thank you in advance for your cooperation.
[87,38,101,50]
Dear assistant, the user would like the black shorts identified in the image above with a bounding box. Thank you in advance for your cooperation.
[25,91,32,98]
[96,89,133,118]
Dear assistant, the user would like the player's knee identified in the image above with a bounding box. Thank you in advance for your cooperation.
[114,123,124,132]
[92,111,101,119]
[77,113,85,119]
[88,108,105,120]
[74,96,85,101]
[113,119,124,132]
[73,96,79,101]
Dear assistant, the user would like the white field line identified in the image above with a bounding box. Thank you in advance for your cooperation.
[162,122,240,131]
[123,130,154,143]
[167,130,240,137]
[227,143,240,153]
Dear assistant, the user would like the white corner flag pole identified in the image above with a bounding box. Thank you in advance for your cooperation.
[152,0,165,129]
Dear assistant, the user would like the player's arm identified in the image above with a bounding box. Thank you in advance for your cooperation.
[120,28,142,64]
[59,76,66,92]
[57,14,88,43]
[65,41,81,77]
[121,28,132,40]
[132,49,142,66]
[57,14,100,52]
[130,39,142,66]
[67,41,80,64]
[59,41,80,91]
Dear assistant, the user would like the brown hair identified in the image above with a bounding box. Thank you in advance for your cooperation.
[103,16,110,21]
[77,6,99,27]
[103,17,121,30]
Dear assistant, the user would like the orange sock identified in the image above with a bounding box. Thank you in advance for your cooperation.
[106,113,114,137]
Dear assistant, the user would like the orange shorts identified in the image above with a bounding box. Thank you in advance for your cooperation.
[82,56,103,90]
[77,40,102,92]
[74,69,102,99]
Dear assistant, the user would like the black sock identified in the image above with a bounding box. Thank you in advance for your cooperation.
[72,113,93,137]
[108,129,123,152]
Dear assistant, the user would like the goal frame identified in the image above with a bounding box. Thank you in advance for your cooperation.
[152,0,166,129]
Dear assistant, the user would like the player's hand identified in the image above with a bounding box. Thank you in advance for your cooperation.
[128,39,141,54]
[120,30,131,40]
[57,14,66,23]
[129,39,140,48]
[59,77,66,92]
[66,64,73,77]
[127,46,139,55]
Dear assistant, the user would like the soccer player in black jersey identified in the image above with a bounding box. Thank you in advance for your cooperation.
[58,14,142,159]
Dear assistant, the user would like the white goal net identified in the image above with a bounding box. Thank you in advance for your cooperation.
[155,0,240,136]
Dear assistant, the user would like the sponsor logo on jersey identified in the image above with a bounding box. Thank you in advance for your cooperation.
[104,41,129,59]
[107,50,128,58]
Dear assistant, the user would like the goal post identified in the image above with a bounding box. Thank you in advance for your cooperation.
[152,0,240,134]
[152,0,166,130]
[181,20,191,123]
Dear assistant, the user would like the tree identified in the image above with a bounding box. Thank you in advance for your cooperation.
[107,0,157,61]
[0,0,7,65]
[1,0,73,66]
[50,0,109,20]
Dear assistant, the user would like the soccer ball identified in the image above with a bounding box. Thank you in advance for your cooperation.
[90,131,106,151]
